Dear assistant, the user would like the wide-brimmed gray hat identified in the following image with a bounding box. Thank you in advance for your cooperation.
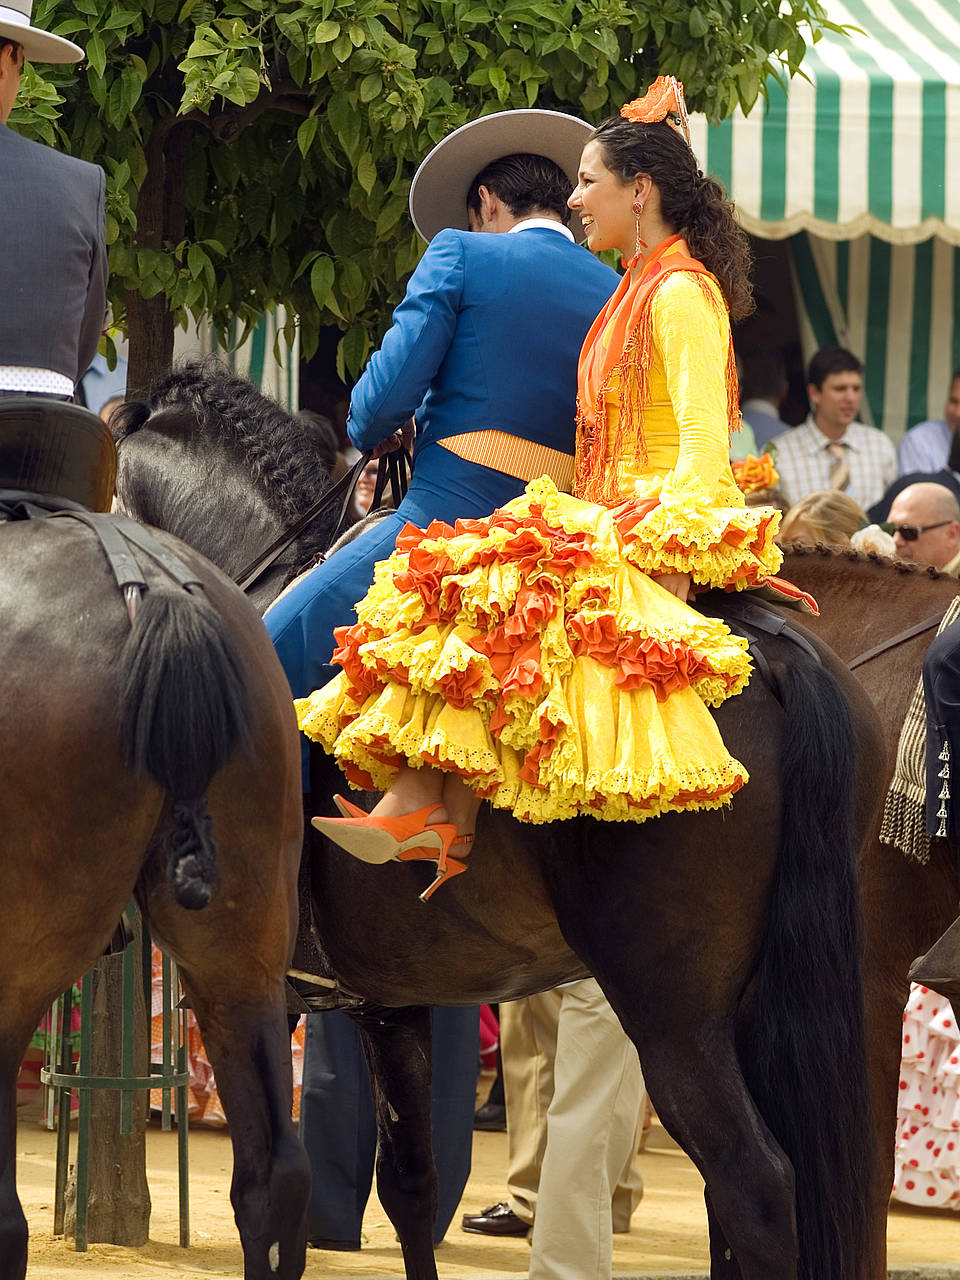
[408,108,593,243]
[0,1,83,63]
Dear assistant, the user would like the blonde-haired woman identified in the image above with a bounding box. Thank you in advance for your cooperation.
[778,490,866,547]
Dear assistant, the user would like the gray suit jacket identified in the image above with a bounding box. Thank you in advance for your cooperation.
[0,122,107,388]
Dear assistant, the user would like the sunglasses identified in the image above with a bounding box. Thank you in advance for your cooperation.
[879,520,953,541]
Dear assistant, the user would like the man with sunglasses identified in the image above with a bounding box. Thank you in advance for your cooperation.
[886,482,960,574]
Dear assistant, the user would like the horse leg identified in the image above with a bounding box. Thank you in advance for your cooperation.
[642,1015,797,1280]
[0,1046,27,1280]
[351,1004,439,1280]
[178,984,310,1280]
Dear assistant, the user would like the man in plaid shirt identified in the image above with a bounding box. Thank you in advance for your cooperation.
[762,346,896,513]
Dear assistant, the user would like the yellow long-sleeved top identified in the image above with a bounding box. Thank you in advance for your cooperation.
[580,269,780,590]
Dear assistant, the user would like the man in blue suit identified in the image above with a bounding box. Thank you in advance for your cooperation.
[266,108,619,1253]
[266,109,618,734]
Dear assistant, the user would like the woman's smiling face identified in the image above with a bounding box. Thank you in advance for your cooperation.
[568,140,636,258]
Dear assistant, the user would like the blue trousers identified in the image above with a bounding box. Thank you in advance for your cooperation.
[263,454,529,787]
[299,1007,480,1245]
[266,455,515,1248]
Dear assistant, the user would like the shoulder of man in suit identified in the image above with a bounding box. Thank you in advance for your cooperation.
[2,126,102,183]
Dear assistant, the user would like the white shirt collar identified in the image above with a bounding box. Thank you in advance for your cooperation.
[508,218,575,242]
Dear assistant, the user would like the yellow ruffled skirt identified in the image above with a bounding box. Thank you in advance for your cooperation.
[296,478,775,823]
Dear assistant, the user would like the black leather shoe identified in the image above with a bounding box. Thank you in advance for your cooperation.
[473,1101,507,1131]
[307,1238,361,1250]
[461,1202,530,1236]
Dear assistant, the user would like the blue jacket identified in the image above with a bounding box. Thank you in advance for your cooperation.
[266,224,618,786]
[347,225,619,511]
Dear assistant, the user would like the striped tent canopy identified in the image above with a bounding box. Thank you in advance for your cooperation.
[177,307,299,409]
[789,231,960,436]
[688,0,960,246]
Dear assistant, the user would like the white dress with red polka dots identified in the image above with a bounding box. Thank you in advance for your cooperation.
[892,982,960,1208]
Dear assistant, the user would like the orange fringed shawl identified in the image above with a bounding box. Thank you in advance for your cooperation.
[574,235,741,505]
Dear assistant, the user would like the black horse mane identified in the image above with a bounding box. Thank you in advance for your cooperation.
[114,358,332,536]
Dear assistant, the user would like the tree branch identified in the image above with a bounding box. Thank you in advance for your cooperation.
[181,81,313,144]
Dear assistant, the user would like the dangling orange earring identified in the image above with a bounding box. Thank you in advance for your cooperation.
[626,199,646,268]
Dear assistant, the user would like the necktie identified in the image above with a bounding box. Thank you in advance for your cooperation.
[827,442,849,491]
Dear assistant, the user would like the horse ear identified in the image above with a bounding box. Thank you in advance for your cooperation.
[111,401,152,443]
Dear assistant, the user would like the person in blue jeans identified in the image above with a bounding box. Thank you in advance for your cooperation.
[265,106,619,1250]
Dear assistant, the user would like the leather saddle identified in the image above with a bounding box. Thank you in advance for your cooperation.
[0,396,116,514]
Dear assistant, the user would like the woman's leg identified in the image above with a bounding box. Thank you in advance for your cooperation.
[369,768,480,850]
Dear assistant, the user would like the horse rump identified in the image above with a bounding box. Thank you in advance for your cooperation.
[119,583,253,909]
[740,657,873,1278]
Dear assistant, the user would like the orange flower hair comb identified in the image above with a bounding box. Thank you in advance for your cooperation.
[620,76,690,146]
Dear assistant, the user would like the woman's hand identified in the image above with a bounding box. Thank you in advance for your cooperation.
[653,571,691,602]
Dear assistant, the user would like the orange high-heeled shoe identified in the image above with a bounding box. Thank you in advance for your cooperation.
[311,800,454,866]
[397,832,475,902]
[317,795,473,901]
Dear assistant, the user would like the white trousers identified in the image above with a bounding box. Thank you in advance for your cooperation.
[501,978,645,1280]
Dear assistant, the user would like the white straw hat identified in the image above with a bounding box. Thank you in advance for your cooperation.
[408,108,593,243]
[0,1,83,63]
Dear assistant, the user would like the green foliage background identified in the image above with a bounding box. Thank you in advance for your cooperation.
[12,0,835,379]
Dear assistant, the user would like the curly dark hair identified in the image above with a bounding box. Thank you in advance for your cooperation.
[589,118,754,322]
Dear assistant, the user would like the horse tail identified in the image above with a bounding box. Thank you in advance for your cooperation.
[741,658,872,1279]
[119,584,252,910]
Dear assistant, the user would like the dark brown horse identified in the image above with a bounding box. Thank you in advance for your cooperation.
[780,544,960,1280]
[0,512,310,1279]
[113,367,888,1280]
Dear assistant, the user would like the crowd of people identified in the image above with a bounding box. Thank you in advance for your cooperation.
[5,0,960,1270]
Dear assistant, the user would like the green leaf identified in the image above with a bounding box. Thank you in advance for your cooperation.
[310,255,335,307]
[314,19,340,43]
[339,258,364,299]
[688,8,709,37]
[297,114,319,157]
[86,32,106,78]
[357,151,377,194]
[179,0,201,20]
[359,72,382,102]
[337,324,369,380]
[488,66,507,97]
[187,243,211,280]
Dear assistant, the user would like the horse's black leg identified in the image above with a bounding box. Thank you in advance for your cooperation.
[640,1020,797,1280]
[181,988,310,1280]
[0,1047,27,1280]
[540,817,799,1279]
[351,1004,439,1280]
[705,1188,748,1279]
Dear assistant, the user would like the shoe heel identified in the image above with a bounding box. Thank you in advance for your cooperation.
[419,856,467,902]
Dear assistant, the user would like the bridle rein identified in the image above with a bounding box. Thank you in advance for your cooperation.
[847,611,947,671]
[233,448,409,594]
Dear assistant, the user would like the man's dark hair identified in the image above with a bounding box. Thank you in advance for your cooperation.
[0,37,21,57]
[740,346,786,403]
[807,345,863,389]
[466,153,572,226]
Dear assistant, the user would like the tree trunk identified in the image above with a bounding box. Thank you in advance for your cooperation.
[64,933,151,1245]
[124,118,192,400]
[124,289,175,402]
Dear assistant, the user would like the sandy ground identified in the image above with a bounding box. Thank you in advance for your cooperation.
[16,1102,960,1278]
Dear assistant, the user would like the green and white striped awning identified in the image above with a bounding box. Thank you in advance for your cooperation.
[689,0,960,245]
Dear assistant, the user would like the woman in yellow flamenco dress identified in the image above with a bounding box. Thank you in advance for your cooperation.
[296,79,783,899]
